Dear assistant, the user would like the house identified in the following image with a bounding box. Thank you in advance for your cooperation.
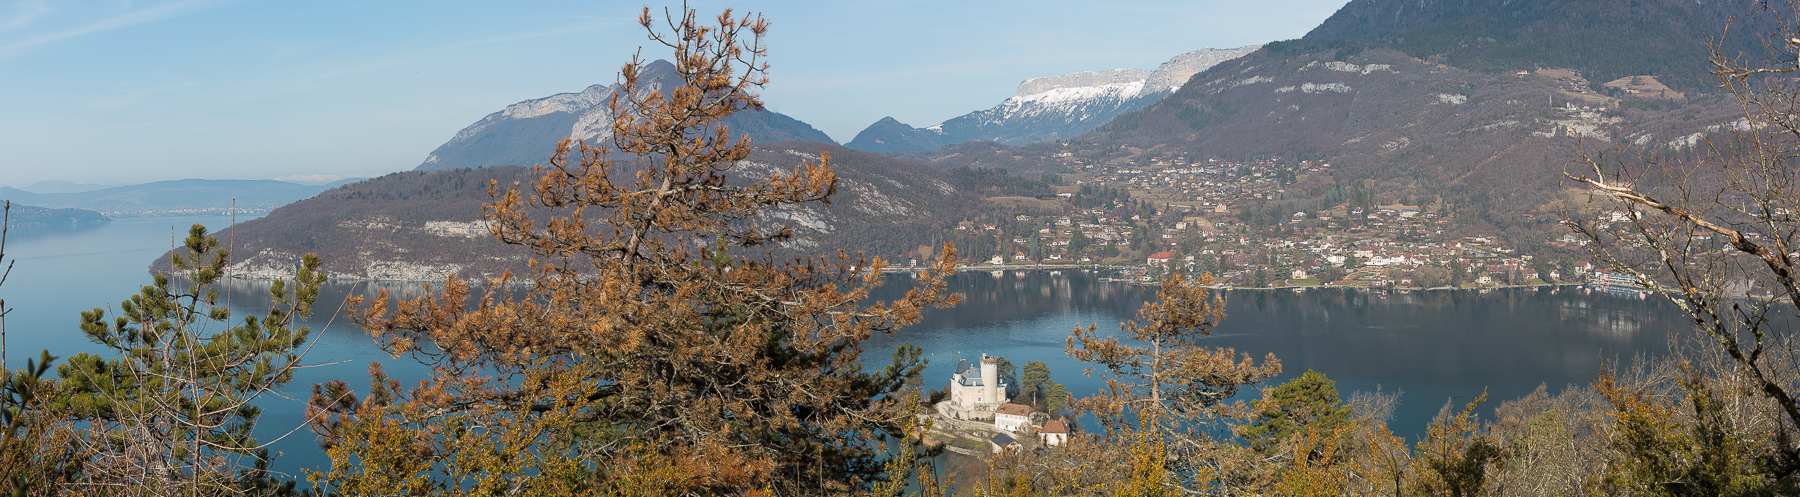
[990,433,1018,453]
[1040,419,1069,446]
[995,403,1035,432]
[1146,251,1174,267]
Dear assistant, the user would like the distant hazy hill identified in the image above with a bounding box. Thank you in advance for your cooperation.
[18,180,125,194]
[0,179,360,217]
[847,46,1259,154]
[415,59,835,171]
[1301,0,1771,92]
[175,143,976,280]
[3,204,110,229]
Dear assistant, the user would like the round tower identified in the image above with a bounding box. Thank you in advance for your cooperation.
[980,354,1000,404]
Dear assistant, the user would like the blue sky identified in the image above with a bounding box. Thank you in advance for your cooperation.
[0,1,1346,187]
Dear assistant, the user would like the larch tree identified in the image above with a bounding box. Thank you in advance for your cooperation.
[308,5,958,495]
[1066,272,1281,493]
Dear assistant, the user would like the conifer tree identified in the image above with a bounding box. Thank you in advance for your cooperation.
[0,201,89,493]
[1067,272,1281,493]
[309,6,958,494]
[56,224,322,496]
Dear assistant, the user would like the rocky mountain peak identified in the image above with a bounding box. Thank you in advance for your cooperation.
[1143,46,1264,92]
[1016,68,1151,97]
[418,59,832,171]
[846,46,1260,154]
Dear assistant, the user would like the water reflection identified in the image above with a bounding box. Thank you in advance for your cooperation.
[865,272,1695,441]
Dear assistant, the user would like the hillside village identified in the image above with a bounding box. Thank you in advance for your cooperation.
[937,150,1597,290]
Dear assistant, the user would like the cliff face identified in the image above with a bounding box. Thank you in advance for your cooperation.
[416,60,836,172]
[846,46,1260,154]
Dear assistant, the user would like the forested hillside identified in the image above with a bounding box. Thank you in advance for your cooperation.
[1302,0,1772,92]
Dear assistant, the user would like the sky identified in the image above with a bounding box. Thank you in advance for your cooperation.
[0,0,1348,188]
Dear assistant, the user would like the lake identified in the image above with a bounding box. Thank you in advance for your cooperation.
[0,216,1693,478]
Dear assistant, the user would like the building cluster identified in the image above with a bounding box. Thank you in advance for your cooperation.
[946,355,1069,453]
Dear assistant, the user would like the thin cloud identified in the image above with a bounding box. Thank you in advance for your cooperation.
[0,0,230,58]
[0,0,50,34]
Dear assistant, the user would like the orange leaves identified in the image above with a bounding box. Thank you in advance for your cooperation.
[312,5,965,493]
[1064,272,1281,493]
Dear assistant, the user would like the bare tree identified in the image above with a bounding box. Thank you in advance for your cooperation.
[1561,1,1800,485]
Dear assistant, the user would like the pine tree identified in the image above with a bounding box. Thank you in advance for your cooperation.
[309,6,958,494]
[1067,273,1281,492]
[56,224,322,496]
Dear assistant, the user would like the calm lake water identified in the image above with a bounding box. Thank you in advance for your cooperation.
[1,216,1694,478]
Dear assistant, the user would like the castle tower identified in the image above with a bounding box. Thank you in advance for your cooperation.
[980,354,1000,404]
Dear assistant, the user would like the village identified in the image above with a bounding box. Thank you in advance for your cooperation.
[938,152,1603,290]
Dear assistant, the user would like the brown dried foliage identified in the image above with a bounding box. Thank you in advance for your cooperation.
[1065,272,1281,493]
[307,5,959,494]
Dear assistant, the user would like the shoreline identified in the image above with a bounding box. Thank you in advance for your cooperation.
[894,263,1591,293]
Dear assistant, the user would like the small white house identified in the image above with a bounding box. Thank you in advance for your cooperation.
[994,403,1034,432]
[1040,419,1070,447]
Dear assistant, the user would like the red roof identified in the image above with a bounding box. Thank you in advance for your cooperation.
[995,403,1034,417]
[1147,251,1174,260]
[1042,419,1069,434]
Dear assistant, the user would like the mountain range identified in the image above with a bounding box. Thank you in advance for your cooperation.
[147,0,1793,279]
[414,59,835,172]
[845,46,1261,154]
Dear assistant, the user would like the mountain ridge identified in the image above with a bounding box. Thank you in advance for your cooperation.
[416,60,836,171]
[171,143,979,280]
[846,46,1260,154]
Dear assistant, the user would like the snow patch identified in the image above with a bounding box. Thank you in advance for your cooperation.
[1437,94,1468,105]
[1275,86,1297,93]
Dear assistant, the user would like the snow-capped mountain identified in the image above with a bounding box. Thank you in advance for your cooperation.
[417,60,834,171]
[846,46,1260,154]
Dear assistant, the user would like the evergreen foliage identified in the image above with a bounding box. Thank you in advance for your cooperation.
[1244,370,1351,453]
[55,224,322,495]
